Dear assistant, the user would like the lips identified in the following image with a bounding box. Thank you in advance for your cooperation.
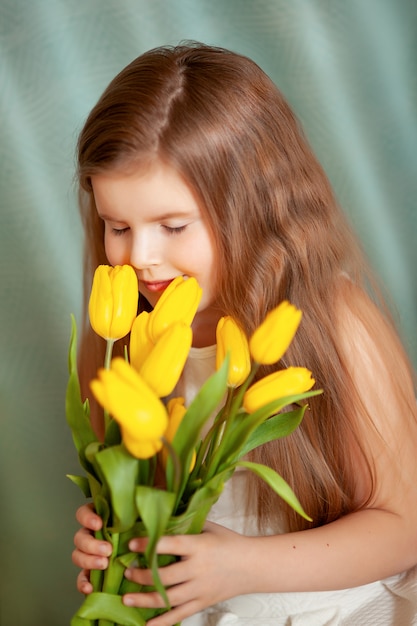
[142,279,174,293]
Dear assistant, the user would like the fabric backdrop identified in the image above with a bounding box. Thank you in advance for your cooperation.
[1,1,416,624]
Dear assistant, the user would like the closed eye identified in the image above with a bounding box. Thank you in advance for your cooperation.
[111,226,130,236]
[162,225,187,235]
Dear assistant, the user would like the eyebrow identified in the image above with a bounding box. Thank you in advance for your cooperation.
[98,210,197,222]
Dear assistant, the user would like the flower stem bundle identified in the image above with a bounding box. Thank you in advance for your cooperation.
[66,265,321,625]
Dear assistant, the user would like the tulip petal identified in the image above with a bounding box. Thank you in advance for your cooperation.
[249,301,302,365]
[243,367,315,414]
[140,323,192,397]
[90,357,169,459]
[88,265,138,341]
[130,311,154,371]
[109,265,139,339]
[216,316,251,387]
[88,266,112,339]
[123,435,163,459]
[147,276,202,342]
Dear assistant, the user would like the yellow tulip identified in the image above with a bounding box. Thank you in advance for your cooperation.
[147,276,202,342]
[216,316,251,387]
[139,322,192,397]
[243,366,315,415]
[90,357,168,459]
[129,311,154,371]
[88,265,138,341]
[249,301,302,365]
[161,397,196,472]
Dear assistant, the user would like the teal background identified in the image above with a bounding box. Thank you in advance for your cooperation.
[0,1,416,624]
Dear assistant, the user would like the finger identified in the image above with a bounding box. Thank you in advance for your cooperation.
[125,559,188,589]
[72,546,109,571]
[76,569,93,595]
[76,503,103,531]
[123,590,168,610]
[129,534,192,557]
[146,600,202,626]
[123,575,198,612]
[123,581,198,611]
[74,527,112,557]
[124,591,202,626]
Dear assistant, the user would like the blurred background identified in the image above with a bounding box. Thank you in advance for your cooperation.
[1,1,416,624]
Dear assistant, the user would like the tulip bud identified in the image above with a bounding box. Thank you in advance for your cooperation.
[90,357,168,459]
[243,367,315,416]
[139,322,192,397]
[147,276,202,342]
[88,265,138,341]
[216,316,251,387]
[249,301,302,365]
[129,311,154,371]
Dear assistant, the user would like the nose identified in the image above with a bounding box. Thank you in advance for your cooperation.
[129,230,161,270]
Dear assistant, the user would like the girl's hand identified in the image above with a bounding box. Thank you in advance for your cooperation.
[122,521,252,626]
[72,503,112,594]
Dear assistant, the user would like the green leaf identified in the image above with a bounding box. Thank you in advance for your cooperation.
[104,417,122,446]
[117,551,139,569]
[83,471,103,503]
[207,390,321,476]
[134,487,176,607]
[95,445,139,532]
[74,592,147,625]
[166,358,229,494]
[239,406,307,456]
[169,468,234,535]
[236,460,312,521]
[70,615,94,626]
[66,474,91,498]
[65,316,97,466]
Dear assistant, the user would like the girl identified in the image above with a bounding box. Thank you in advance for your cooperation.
[72,43,417,625]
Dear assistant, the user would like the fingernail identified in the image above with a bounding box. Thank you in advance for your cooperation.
[123,596,134,606]
[124,568,132,580]
[99,543,112,556]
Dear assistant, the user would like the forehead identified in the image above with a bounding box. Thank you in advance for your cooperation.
[91,160,203,219]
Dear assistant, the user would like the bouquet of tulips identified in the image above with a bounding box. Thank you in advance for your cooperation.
[66,265,320,626]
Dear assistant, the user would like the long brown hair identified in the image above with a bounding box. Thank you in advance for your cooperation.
[76,43,414,532]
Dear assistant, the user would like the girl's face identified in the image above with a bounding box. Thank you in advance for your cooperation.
[91,161,220,346]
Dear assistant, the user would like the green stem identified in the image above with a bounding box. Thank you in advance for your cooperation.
[163,437,182,494]
[97,532,123,626]
[103,339,115,432]
[210,388,234,452]
[196,383,235,478]
[228,362,260,416]
[193,413,224,476]
[204,365,260,482]
[104,339,115,370]
[102,533,122,594]
[90,525,106,594]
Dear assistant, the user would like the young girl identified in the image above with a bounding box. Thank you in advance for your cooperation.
[72,43,417,625]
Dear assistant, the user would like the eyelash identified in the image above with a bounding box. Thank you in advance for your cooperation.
[163,225,187,235]
[111,227,129,236]
[109,225,187,236]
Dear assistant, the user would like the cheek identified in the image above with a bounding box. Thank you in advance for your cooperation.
[104,235,128,266]
[196,242,219,301]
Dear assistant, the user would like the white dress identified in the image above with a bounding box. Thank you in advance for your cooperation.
[175,346,417,626]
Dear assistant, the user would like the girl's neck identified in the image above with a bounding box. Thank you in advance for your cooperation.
[191,306,222,348]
